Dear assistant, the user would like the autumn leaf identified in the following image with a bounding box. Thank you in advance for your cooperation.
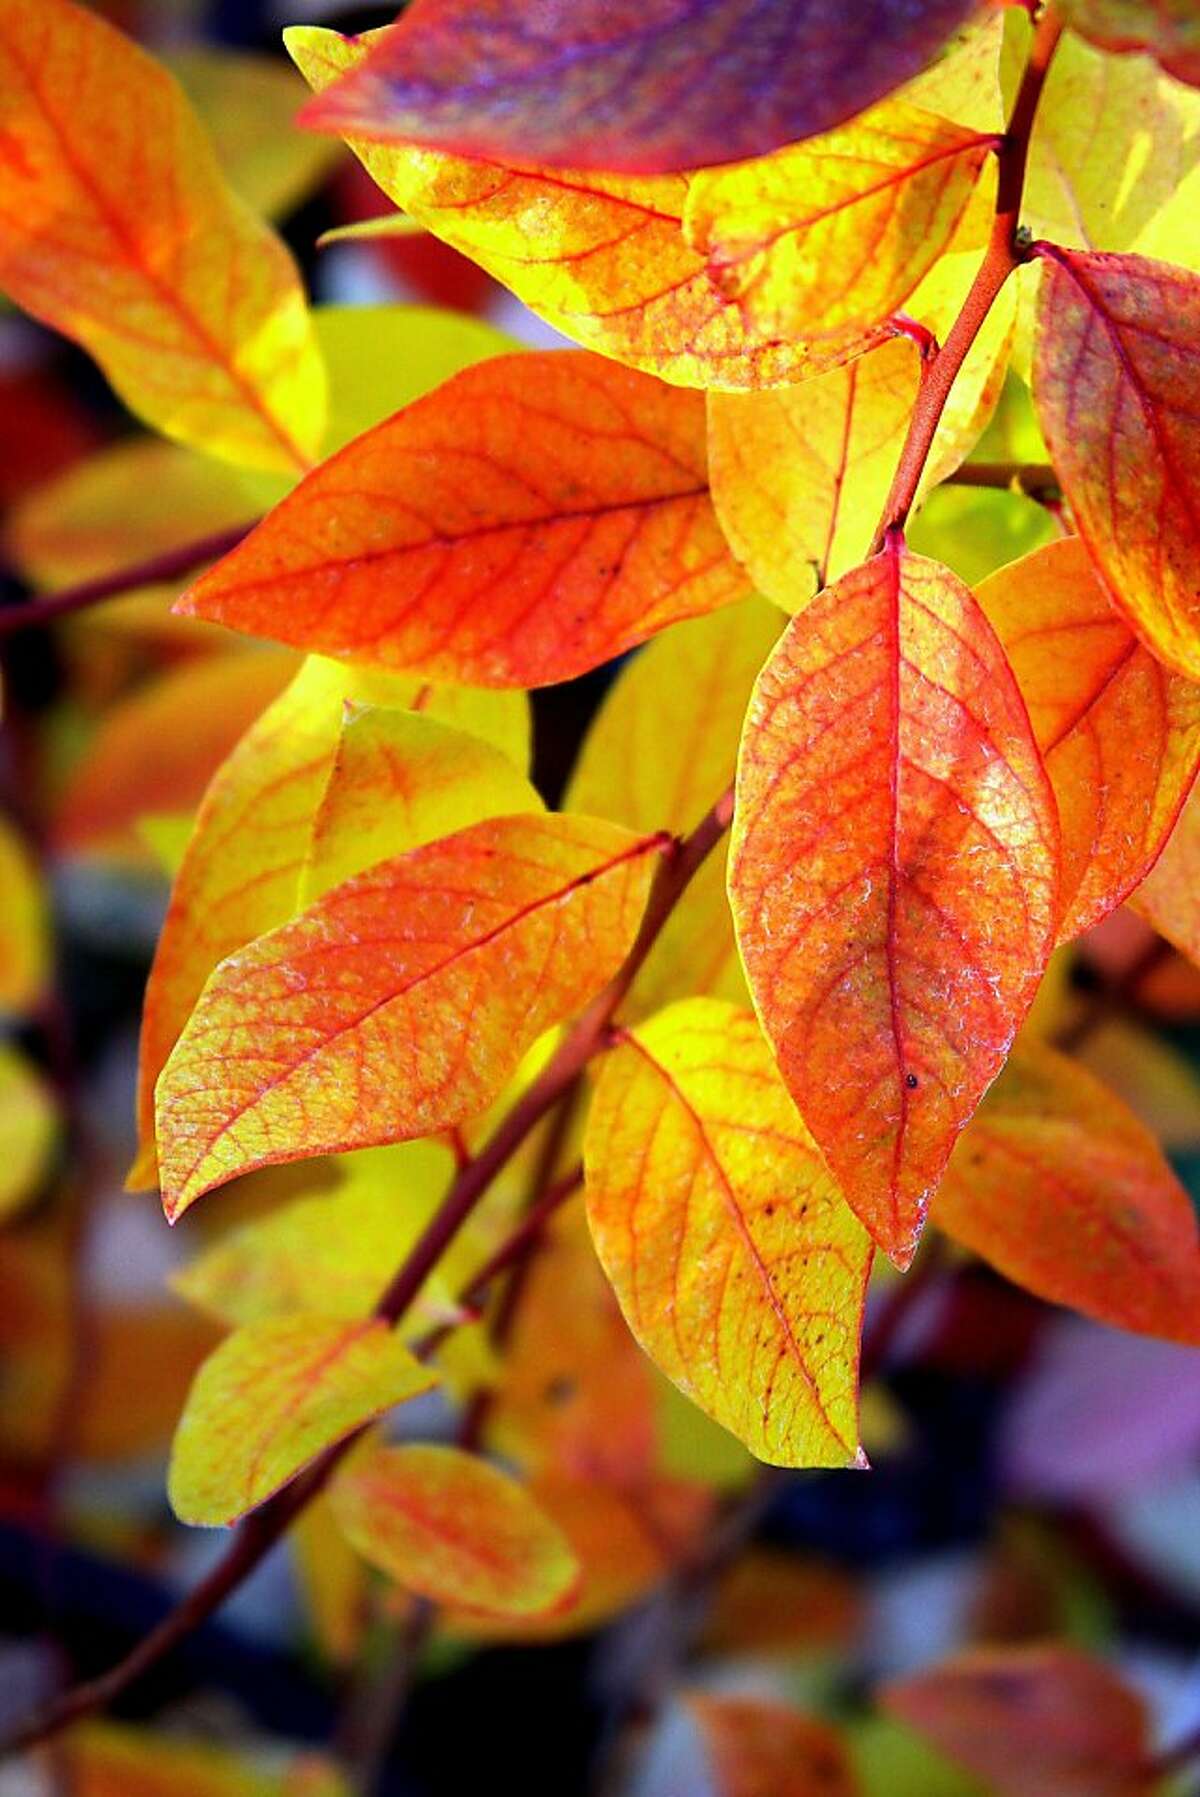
[181,351,746,687]
[287,27,821,391]
[0,1043,57,1223]
[881,1644,1154,1797]
[684,100,995,344]
[156,814,665,1219]
[1033,247,1200,681]
[1132,786,1200,969]
[686,1694,860,1797]
[0,815,49,1014]
[1058,0,1200,89]
[977,537,1200,939]
[937,1040,1200,1344]
[300,0,980,176]
[61,1721,332,1797]
[566,599,781,1019]
[329,1442,580,1619]
[130,658,528,1188]
[584,999,872,1468]
[728,541,1060,1266]
[0,0,325,472]
[168,1314,436,1526]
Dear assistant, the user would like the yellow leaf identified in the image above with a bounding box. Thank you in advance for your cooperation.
[155,814,664,1218]
[0,0,325,471]
[130,657,529,1188]
[330,1442,580,1619]
[683,100,995,344]
[584,999,873,1468]
[291,1497,370,1667]
[62,1720,311,1796]
[566,599,781,1018]
[168,46,342,222]
[168,1313,436,1526]
[286,27,818,392]
[0,1043,57,1222]
[0,814,49,1015]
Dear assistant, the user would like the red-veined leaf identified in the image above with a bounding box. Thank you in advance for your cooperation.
[0,0,324,472]
[729,541,1060,1266]
[330,1442,580,1619]
[168,1314,436,1526]
[585,999,872,1467]
[182,352,746,688]
[156,814,665,1219]
[1033,247,1200,681]
[977,537,1200,939]
[937,1040,1200,1343]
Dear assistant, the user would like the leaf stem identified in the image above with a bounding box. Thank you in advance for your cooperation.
[945,460,1061,504]
[0,789,733,1760]
[0,524,257,640]
[870,5,1064,552]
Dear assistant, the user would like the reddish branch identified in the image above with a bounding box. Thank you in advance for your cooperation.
[0,523,256,639]
[3,4,1070,1763]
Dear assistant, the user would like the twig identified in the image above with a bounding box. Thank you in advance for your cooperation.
[945,461,1061,505]
[0,524,256,640]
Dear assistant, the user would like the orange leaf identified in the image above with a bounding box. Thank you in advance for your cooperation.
[1033,248,1200,681]
[0,0,324,472]
[330,1442,580,1619]
[585,999,872,1467]
[156,813,665,1219]
[686,1694,860,1797]
[881,1644,1154,1797]
[55,652,296,859]
[977,537,1200,939]
[684,101,994,343]
[287,28,825,391]
[181,352,746,687]
[729,541,1060,1266]
[168,1314,436,1526]
[1132,785,1200,968]
[937,1040,1200,1343]
[1058,0,1200,88]
[62,1722,328,1797]
[300,0,979,176]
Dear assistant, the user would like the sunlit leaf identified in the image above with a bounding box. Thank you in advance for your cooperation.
[566,599,781,1018]
[168,1313,436,1526]
[1058,0,1200,88]
[0,1043,57,1222]
[55,651,296,858]
[881,1645,1153,1797]
[301,0,980,175]
[1132,785,1200,969]
[1033,247,1200,681]
[130,657,528,1188]
[169,46,342,221]
[182,351,747,688]
[156,814,665,1219]
[287,27,824,390]
[0,0,325,471]
[0,814,49,1015]
[977,537,1200,939]
[729,542,1060,1266]
[937,1040,1200,1343]
[687,1694,860,1797]
[684,101,994,344]
[585,998,872,1467]
[330,1442,580,1618]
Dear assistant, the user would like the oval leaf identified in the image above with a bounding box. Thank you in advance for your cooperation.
[585,998,872,1467]
[687,1694,860,1797]
[182,352,745,688]
[685,100,994,343]
[168,1314,436,1527]
[300,0,981,176]
[0,1043,58,1223]
[156,813,665,1218]
[330,1442,580,1619]
[937,1040,1200,1344]
[729,542,1060,1266]
[0,0,324,472]
[977,537,1200,939]
[1033,247,1200,680]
